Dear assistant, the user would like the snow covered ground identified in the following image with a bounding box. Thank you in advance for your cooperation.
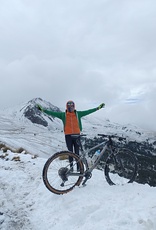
[0,108,156,230]
[0,150,156,230]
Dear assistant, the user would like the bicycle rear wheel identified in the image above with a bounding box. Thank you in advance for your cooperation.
[104,148,138,185]
[42,151,84,195]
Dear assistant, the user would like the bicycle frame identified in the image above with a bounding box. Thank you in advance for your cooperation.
[83,140,112,172]
[67,134,122,180]
[76,138,114,175]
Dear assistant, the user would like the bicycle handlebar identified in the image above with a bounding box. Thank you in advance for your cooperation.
[97,134,126,141]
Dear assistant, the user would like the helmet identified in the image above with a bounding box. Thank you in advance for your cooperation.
[66,100,75,112]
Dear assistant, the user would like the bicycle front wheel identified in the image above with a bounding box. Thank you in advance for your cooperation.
[104,148,138,185]
[42,151,84,195]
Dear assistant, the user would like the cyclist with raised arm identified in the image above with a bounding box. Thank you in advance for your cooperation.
[37,101,105,170]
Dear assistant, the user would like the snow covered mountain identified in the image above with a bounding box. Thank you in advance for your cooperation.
[0,97,155,154]
[0,97,156,186]
[13,97,62,127]
[0,98,156,230]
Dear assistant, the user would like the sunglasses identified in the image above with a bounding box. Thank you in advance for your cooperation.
[67,102,74,106]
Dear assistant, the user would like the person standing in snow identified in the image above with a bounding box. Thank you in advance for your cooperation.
[37,101,105,169]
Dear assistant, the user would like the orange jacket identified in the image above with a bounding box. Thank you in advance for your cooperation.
[64,111,80,135]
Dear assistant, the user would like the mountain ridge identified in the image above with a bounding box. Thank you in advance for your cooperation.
[1,97,156,145]
[0,97,156,186]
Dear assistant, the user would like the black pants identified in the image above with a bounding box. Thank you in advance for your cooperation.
[65,134,80,169]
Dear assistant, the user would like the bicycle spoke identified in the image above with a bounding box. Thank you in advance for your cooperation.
[105,149,137,185]
[42,151,84,195]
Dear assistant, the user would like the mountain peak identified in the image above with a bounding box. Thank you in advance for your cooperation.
[19,97,62,127]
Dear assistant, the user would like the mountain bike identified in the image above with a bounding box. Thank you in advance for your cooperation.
[42,134,138,195]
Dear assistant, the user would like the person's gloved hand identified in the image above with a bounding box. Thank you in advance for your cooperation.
[97,103,105,110]
[37,104,43,112]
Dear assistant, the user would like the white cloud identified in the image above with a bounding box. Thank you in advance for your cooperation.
[0,0,156,131]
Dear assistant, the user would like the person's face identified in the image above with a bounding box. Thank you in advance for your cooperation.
[67,101,75,112]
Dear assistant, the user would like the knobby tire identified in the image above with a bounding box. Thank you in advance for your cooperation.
[104,148,138,185]
[42,151,84,195]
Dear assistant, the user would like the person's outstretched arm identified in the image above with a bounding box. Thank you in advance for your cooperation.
[78,103,105,117]
[37,104,64,119]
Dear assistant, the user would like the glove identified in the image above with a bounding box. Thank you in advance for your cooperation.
[37,104,43,112]
[97,103,105,110]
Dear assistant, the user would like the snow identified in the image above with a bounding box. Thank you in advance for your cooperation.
[0,150,156,230]
[0,106,156,230]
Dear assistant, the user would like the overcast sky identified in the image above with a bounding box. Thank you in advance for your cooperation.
[0,0,156,131]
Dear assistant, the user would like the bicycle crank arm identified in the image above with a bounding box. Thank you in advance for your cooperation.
[82,172,92,186]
